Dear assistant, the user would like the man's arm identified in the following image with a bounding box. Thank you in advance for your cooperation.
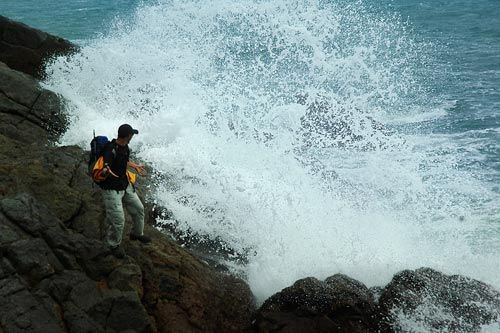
[128,160,147,176]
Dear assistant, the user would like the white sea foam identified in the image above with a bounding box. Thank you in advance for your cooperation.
[43,0,500,329]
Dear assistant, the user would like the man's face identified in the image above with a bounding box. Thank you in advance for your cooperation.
[127,134,134,144]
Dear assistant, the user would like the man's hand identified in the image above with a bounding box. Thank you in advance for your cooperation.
[128,161,147,176]
[135,164,147,176]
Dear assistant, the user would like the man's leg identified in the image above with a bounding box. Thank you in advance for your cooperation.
[102,189,126,247]
[123,186,145,237]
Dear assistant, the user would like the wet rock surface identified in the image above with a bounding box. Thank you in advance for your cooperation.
[377,267,500,333]
[253,274,377,333]
[253,269,500,333]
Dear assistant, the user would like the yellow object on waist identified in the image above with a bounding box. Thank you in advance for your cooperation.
[92,156,137,185]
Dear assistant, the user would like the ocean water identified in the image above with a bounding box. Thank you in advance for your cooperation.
[2,0,499,331]
[0,0,145,42]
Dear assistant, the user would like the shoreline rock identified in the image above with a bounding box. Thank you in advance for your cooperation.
[377,268,500,333]
[253,268,500,333]
[254,274,377,332]
[0,15,77,79]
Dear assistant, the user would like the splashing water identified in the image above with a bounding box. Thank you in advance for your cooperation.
[44,0,500,325]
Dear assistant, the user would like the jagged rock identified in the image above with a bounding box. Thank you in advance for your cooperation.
[40,270,155,332]
[104,291,155,332]
[0,138,87,224]
[125,233,256,332]
[108,263,144,297]
[0,62,68,142]
[254,274,377,333]
[1,193,120,279]
[0,15,76,78]
[378,267,500,332]
[0,258,15,279]
[5,238,64,283]
[61,302,105,333]
[0,277,65,333]
[0,216,22,245]
[219,274,258,332]
[0,193,60,236]
[67,238,120,278]
[39,270,94,304]
[67,277,154,333]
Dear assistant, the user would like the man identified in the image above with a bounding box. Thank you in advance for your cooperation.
[99,124,151,258]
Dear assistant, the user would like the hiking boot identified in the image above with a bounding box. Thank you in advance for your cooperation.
[110,245,126,259]
[129,234,151,244]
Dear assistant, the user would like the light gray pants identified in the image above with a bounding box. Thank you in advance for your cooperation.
[102,186,144,247]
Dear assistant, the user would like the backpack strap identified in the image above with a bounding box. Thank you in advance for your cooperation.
[101,140,117,160]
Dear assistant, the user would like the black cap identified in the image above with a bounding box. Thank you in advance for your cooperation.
[118,124,139,138]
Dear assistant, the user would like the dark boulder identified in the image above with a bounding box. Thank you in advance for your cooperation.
[0,215,23,245]
[0,257,15,280]
[0,277,65,333]
[39,270,155,333]
[254,274,377,332]
[108,263,144,296]
[0,15,76,79]
[5,238,64,284]
[0,193,61,236]
[125,230,256,332]
[0,61,68,143]
[378,267,500,332]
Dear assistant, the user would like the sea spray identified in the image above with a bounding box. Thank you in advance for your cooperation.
[44,0,500,329]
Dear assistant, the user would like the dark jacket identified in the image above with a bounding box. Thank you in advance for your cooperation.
[98,139,130,191]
